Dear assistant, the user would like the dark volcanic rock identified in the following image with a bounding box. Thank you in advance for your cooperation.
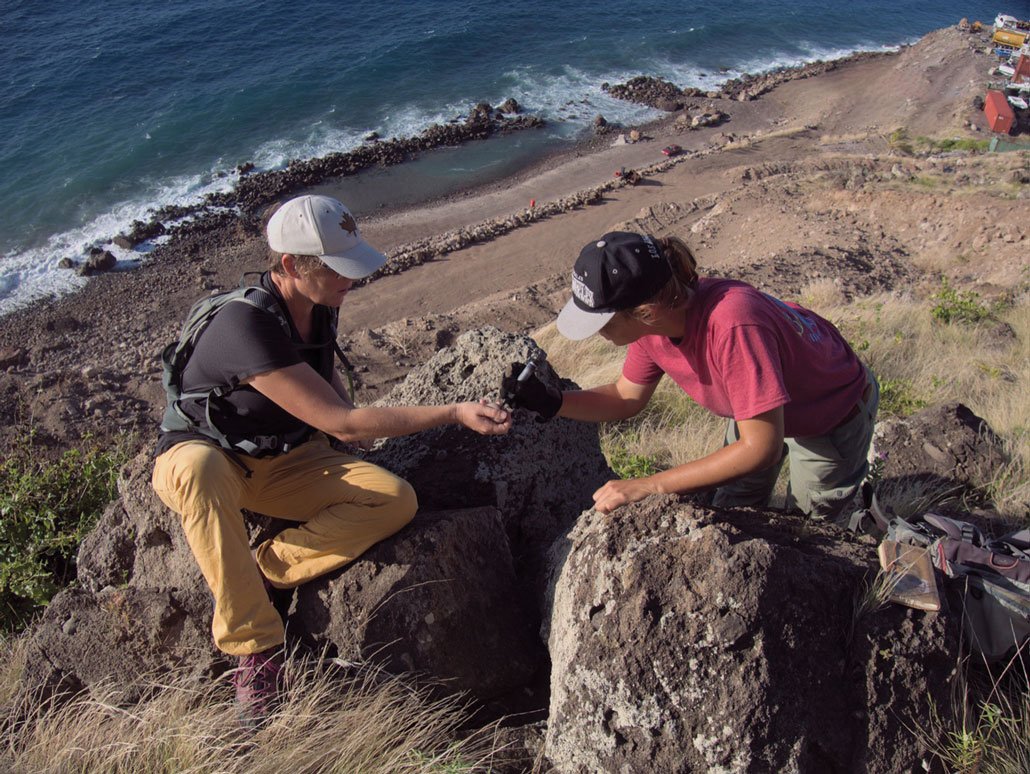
[543,498,957,772]
[603,76,687,110]
[21,586,220,706]
[498,97,520,114]
[77,443,206,595]
[293,507,543,700]
[875,403,1008,497]
[77,249,117,277]
[718,51,886,102]
[367,327,614,596]
[0,346,27,369]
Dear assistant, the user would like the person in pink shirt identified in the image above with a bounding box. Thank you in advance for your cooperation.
[503,231,878,523]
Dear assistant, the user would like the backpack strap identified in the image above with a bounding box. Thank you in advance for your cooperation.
[161,276,359,466]
[846,482,892,536]
[923,513,985,547]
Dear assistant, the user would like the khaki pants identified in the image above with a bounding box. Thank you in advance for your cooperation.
[152,434,417,656]
[712,369,880,522]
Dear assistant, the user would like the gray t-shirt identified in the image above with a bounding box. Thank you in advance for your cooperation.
[156,273,337,456]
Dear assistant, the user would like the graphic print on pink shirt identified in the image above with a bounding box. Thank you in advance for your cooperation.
[621,279,865,437]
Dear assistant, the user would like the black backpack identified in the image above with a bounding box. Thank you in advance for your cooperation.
[855,488,1030,662]
[160,277,353,462]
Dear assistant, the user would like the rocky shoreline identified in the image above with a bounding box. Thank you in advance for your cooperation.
[76,47,895,276]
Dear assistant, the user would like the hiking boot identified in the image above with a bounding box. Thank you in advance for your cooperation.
[233,648,283,729]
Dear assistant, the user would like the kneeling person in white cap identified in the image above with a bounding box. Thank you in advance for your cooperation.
[152,195,511,727]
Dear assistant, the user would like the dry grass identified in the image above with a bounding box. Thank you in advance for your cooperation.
[0,644,502,774]
[820,292,1029,517]
[798,279,847,310]
[846,568,905,652]
[817,131,877,147]
[534,322,625,389]
[0,635,28,709]
[917,649,1030,774]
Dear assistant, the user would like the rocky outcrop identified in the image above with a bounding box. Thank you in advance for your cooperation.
[875,402,1008,496]
[718,51,886,102]
[59,247,119,277]
[602,53,889,110]
[367,327,614,593]
[20,585,218,706]
[293,507,543,700]
[602,77,704,111]
[671,107,728,131]
[76,444,204,594]
[15,332,1000,770]
[544,497,957,773]
[21,327,608,708]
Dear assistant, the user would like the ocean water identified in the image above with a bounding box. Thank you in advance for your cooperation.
[0,0,1005,315]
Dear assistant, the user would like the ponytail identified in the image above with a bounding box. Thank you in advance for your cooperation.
[624,235,700,323]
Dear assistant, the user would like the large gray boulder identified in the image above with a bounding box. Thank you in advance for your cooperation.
[544,496,957,773]
[367,327,613,594]
[20,586,218,706]
[293,507,542,700]
[77,443,206,594]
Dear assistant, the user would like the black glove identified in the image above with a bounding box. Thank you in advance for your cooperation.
[501,362,563,421]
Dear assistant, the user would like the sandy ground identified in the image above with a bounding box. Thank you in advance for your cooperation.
[0,24,1026,453]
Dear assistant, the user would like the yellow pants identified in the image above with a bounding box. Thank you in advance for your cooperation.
[152,434,417,656]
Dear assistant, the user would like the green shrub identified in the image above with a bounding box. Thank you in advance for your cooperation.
[0,434,127,632]
[915,136,991,154]
[884,127,913,156]
[606,446,663,479]
[930,279,994,325]
[879,378,928,417]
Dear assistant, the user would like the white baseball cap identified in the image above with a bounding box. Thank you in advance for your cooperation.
[266,194,386,279]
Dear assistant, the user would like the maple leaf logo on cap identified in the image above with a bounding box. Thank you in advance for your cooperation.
[339,213,358,234]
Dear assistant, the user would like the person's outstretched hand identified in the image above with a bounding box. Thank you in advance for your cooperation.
[455,399,512,435]
[500,362,562,421]
[592,477,661,514]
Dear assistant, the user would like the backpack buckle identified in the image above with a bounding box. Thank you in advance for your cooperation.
[233,435,283,456]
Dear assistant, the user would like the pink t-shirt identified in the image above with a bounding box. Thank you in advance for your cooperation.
[622,278,866,438]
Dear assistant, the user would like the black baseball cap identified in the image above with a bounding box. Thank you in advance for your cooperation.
[556,232,672,340]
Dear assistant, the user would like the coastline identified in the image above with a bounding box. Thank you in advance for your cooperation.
[0,45,896,314]
[1,22,1024,455]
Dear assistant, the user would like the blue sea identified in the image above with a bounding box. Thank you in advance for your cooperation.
[0,0,1006,315]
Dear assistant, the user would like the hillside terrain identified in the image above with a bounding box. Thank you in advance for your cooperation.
[0,24,1024,455]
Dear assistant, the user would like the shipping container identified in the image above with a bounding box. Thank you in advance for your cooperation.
[993,29,1028,48]
[1014,54,1030,83]
[984,90,1015,134]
